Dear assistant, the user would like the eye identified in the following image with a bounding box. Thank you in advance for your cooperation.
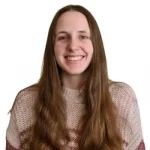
[79,35,89,40]
[58,35,69,41]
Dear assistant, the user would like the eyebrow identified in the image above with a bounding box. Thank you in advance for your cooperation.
[56,30,89,35]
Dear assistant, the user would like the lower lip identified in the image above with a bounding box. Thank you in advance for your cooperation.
[65,56,84,64]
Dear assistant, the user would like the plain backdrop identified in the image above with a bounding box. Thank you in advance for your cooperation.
[0,0,149,149]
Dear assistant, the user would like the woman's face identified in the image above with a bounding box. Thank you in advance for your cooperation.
[54,11,93,77]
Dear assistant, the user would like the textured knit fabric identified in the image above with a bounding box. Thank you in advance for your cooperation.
[6,82,145,150]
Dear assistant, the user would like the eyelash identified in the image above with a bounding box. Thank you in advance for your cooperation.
[79,35,89,39]
[57,35,89,41]
[58,36,68,40]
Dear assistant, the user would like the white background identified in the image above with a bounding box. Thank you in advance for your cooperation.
[0,0,149,149]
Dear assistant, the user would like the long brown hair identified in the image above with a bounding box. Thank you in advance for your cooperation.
[20,5,123,150]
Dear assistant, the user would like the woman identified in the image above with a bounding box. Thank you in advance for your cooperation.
[6,5,145,150]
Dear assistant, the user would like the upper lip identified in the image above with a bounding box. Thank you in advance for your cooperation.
[65,55,85,57]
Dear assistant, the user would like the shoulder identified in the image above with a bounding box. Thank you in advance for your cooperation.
[10,84,39,114]
[9,84,39,131]
[108,81,138,117]
[109,81,136,96]
[109,81,137,103]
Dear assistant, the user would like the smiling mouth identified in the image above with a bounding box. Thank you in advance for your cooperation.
[65,56,84,61]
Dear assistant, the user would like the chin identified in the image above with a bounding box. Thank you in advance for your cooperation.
[67,72,84,76]
[64,69,85,76]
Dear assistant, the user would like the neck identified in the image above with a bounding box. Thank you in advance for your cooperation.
[61,73,86,90]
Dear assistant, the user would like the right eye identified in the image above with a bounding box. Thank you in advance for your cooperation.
[58,36,68,41]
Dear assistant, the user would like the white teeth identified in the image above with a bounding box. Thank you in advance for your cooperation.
[66,56,83,61]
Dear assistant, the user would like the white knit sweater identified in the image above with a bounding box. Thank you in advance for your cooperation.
[6,82,145,150]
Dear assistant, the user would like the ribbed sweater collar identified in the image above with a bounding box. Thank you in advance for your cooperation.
[62,87,84,104]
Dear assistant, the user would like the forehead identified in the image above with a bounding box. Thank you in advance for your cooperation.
[55,11,90,33]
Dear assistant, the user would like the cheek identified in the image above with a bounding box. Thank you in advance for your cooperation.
[84,42,93,55]
[54,45,62,57]
[54,43,66,56]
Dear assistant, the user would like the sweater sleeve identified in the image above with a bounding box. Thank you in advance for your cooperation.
[6,140,21,150]
[6,95,22,150]
[127,88,145,150]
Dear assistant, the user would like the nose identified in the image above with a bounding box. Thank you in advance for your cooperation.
[67,38,79,51]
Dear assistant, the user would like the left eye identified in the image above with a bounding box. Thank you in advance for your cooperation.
[79,35,88,39]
